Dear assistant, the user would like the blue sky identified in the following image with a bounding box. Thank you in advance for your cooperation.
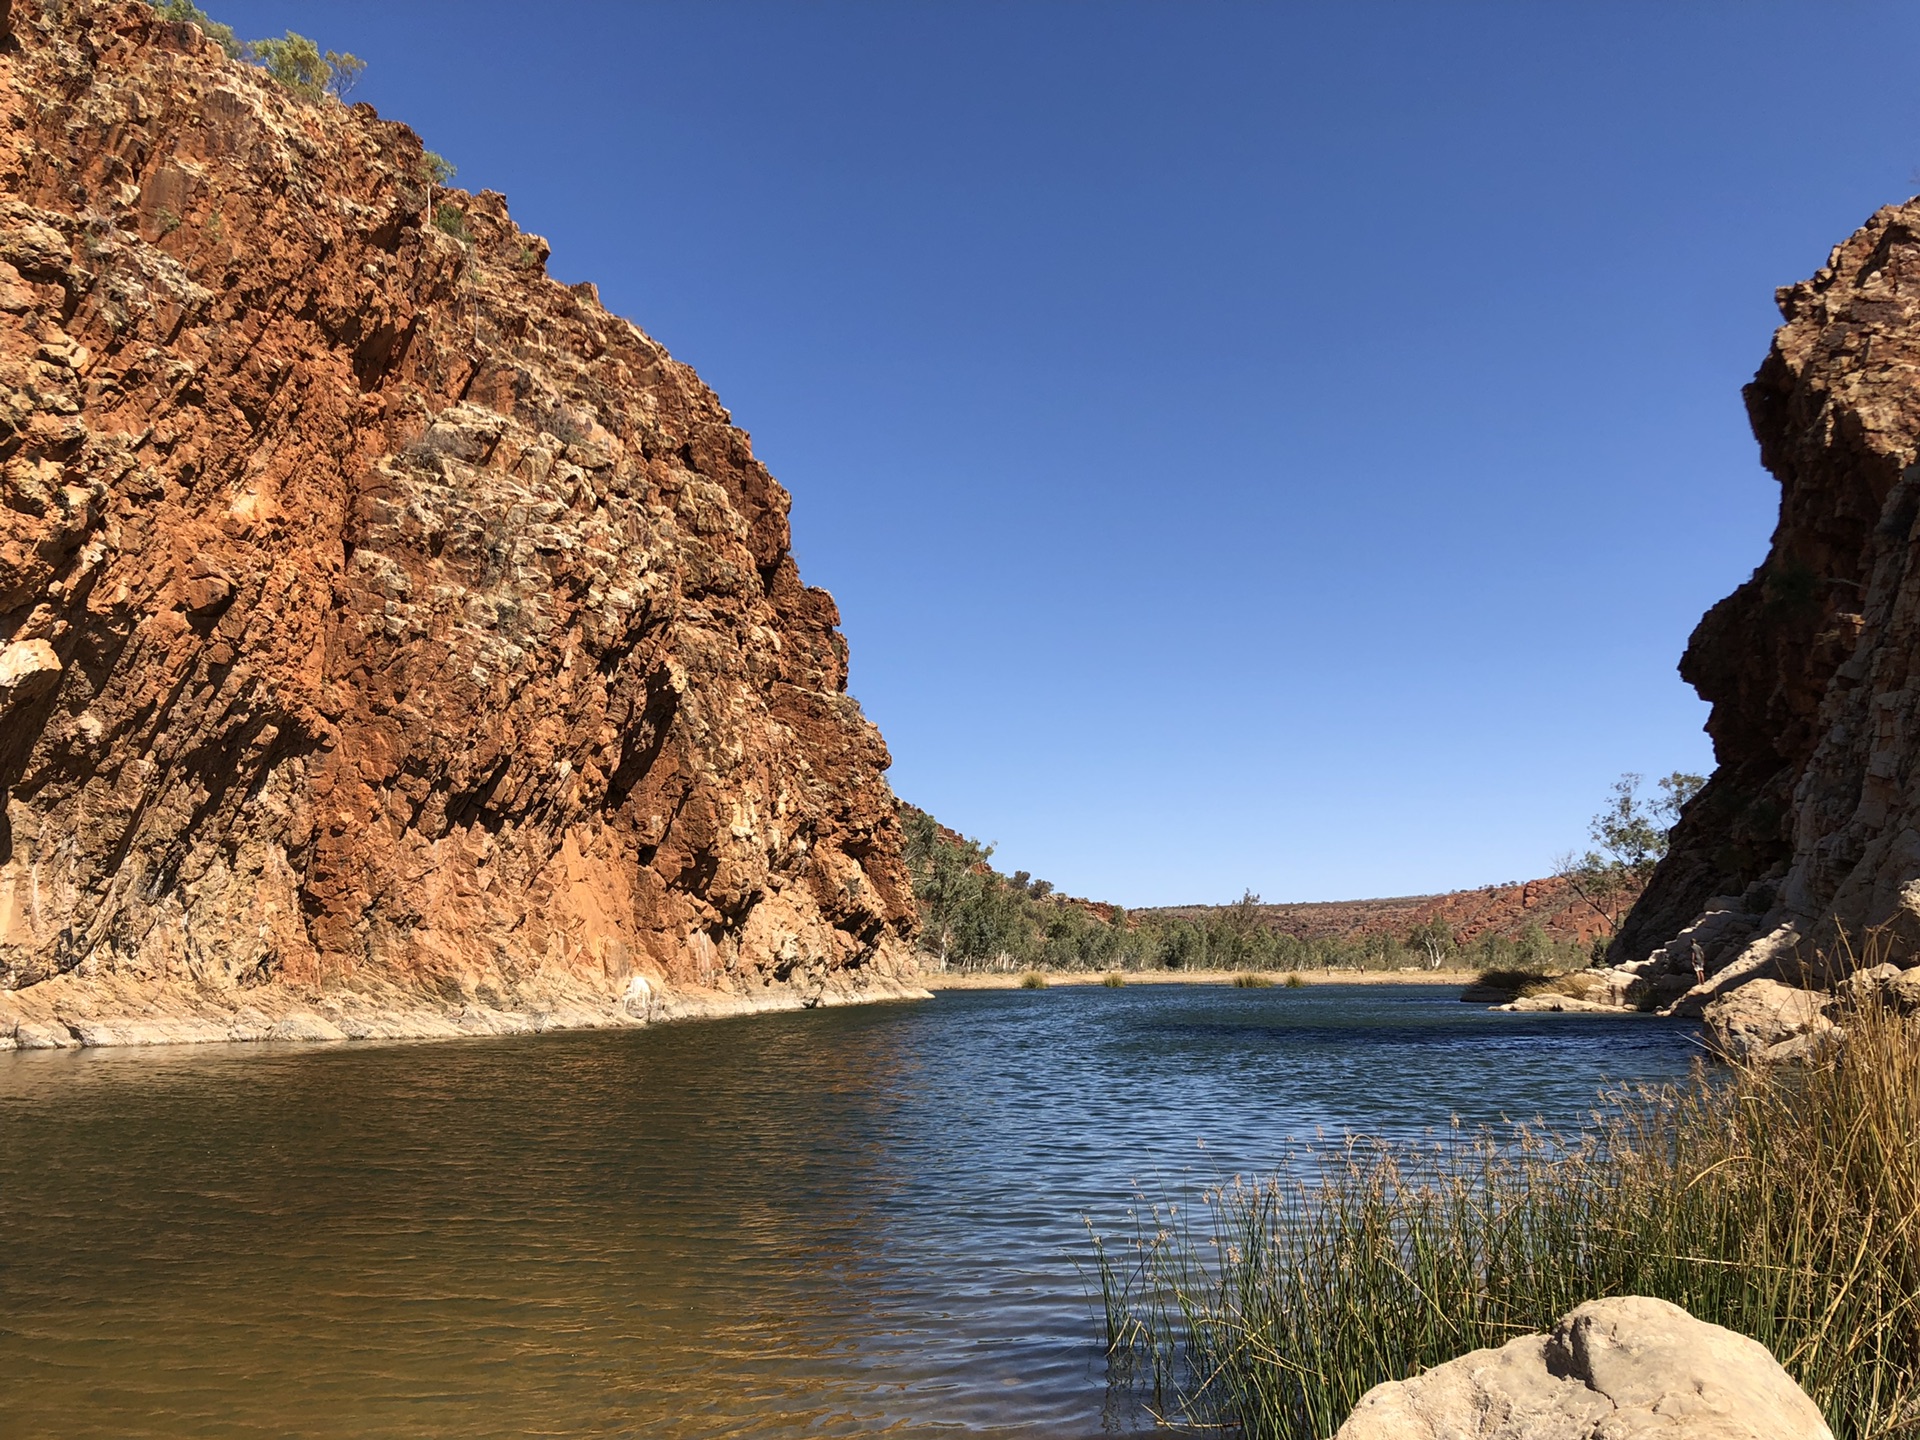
[231,2,1920,905]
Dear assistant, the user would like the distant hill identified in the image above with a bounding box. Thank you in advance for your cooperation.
[902,803,1619,973]
[1147,874,1628,952]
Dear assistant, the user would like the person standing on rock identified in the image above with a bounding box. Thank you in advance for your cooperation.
[1691,941,1707,987]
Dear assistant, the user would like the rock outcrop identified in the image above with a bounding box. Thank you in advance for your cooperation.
[1335,1297,1833,1440]
[1616,195,1920,1022]
[0,1,923,1047]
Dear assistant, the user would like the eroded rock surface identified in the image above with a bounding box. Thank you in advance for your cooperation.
[0,0,922,1047]
[1335,1296,1832,1440]
[1617,194,1920,1012]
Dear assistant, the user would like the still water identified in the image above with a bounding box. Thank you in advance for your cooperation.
[0,984,1701,1438]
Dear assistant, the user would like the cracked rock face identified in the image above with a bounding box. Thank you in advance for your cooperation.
[1335,1296,1832,1440]
[0,0,918,1041]
[1618,195,1920,1000]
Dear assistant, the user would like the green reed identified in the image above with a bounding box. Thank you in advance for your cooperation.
[1232,973,1276,989]
[1094,993,1920,1439]
[1101,973,1127,988]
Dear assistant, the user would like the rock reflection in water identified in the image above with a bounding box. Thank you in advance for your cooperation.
[0,986,1699,1438]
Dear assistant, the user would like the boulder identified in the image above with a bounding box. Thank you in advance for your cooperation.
[1335,1296,1832,1440]
[1702,978,1838,1064]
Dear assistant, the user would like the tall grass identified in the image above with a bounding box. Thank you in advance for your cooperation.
[1095,993,1920,1439]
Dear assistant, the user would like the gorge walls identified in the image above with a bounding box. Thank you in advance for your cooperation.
[0,1,921,1045]
[1619,195,1920,999]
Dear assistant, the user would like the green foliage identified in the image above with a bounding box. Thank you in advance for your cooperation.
[900,804,1587,976]
[434,203,473,243]
[1282,972,1306,988]
[1473,965,1550,992]
[1231,973,1274,988]
[1096,984,1920,1439]
[151,0,238,56]
[1558,771,1705,936]
[325,49,366,98]
[147,5,366,100]
[421,151,458,187]
[1018,972,1048,990]
[1101,972,1126,987]
[247,32,366,102]
[1764,557,1823,613]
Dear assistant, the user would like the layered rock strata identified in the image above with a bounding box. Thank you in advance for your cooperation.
[0,0,923,1048]
[1614,196,1920,1047]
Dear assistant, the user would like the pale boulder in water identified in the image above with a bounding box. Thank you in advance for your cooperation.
[1335,1296,1831,1440]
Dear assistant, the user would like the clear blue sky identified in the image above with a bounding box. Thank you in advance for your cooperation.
[232,2,1920,905]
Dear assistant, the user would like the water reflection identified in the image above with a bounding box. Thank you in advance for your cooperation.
[0,985,1700,1437]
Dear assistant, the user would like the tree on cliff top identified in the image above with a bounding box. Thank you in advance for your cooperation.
[249,32,365,102]
[1557,771,1705,938]
[147,4,364,102]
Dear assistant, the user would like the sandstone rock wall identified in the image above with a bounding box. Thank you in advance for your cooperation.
[1618,195,1920,1007]
[0,0,921,1045]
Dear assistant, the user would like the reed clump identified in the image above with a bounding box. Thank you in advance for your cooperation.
[1095,992,1920,1439]
[1283,972,1307,988]
[1101,972,1126,988]
[1019,972,1048,990]
[1232,973,1275,988]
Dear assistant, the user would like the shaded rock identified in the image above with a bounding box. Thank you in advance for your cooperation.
[1616,192,1920,1010]
[1838,959,1920,1015]
[1458,983,1513,1004]
[1335,1296,1832,1440]
[1499,993,1635,1014]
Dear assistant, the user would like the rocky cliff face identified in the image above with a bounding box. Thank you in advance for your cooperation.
[0,0,922,1046]
[1616,195,1920,1018]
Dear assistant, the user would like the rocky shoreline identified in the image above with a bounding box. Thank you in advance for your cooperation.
[0,967,931,1052]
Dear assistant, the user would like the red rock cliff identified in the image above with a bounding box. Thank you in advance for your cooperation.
[0,1,922,1046]
[1617,195,1920,1001]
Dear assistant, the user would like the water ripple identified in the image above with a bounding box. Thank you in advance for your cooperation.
[0,984,1699,1437]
